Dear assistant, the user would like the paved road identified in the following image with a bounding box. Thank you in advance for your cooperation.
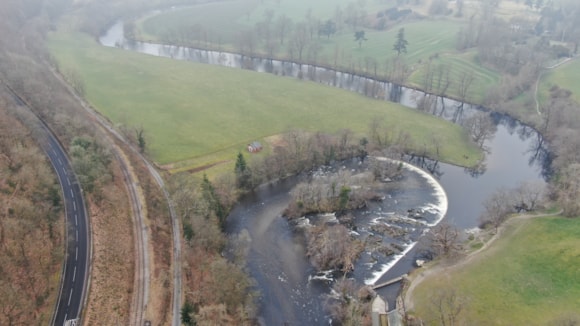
[3,84,89,326]
[46,131,89,326]
[48,70,182,326]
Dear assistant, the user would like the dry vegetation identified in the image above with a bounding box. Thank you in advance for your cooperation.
[0,1,155,324]
[0,95,63,325]
[128,148,174,325]
[170,173,256,325]
[82,160,133,325]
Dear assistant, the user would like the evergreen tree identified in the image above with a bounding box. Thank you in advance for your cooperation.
[235,152,252,190]
[201,174,227,228]
[181,301,197,326]
[393,27,408,56]
[354,30,367,48]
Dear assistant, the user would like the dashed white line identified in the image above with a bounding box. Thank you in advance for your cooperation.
[68,288,73,306]
[76,229,78,240]
[73,266,77,283]
[73,201,76,211]
[75,214,78,226]
[67,178,71,186]
[75,247,78,261]
[70,189,74,198]
[58,158,63,165]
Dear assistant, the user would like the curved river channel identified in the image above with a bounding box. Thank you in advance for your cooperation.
[100,20,552,325]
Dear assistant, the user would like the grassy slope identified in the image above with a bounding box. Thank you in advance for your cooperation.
[411,217,580,325]
[48,30,481,169]
[139,2,500,102]
[541,59,580,104]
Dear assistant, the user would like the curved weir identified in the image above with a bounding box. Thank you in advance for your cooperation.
[99,18,552,325]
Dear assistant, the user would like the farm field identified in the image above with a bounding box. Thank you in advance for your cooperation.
[409,216,580,325]
[48,30,481,173]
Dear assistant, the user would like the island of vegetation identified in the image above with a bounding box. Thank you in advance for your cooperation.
[0,0,579,325]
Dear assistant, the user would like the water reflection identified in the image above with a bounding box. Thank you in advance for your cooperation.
[99,20,552,324]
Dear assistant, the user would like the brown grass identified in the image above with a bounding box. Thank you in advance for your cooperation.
[128,149,174,325]
[82,161,133,325]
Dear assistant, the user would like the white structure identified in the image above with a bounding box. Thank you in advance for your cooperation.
[371,295,388,326]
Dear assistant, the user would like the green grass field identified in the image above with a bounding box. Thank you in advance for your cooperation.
[541,58,580,105]
[138,2,501,103]
[411,217,580,325]
[48,30,481,172]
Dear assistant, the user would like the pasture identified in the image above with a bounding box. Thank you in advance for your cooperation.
[138,0,501,102]
[48,30,481,173]
[410,216,580,325]
[541,58,580,105]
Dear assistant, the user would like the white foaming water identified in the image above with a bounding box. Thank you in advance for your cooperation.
[375,157,448,227]
[308,270,335,282]
[364,158,449,285]
[364,241,417,285]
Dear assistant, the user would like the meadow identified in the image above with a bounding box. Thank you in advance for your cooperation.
[48,30,481,173]
[138,0,501,102]
[541,58,580,105]
[410,216,580,324]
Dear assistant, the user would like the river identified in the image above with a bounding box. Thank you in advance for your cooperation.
[99,20,551,325]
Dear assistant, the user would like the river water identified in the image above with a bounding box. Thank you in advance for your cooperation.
[99,21,551,325]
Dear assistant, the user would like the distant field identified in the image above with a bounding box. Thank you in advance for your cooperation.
[48,30,481,171]
[541,59,580,105]
[138,1,501,102]
[410,217,580,324]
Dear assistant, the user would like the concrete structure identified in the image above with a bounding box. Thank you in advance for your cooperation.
[371,295,389,326]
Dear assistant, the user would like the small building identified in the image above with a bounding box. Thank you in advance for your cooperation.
[247,141,263,153]
[372,295,389,326]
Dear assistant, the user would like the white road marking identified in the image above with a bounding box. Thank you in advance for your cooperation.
[58,158,63,165]
[75,247,78,261]
[73,201,76,211]
[70,189,74,198]
[76,229,78,240]
[67,178,71,186]
[73,266,76,283]
[68,288,73,306]
[75,214,78,226]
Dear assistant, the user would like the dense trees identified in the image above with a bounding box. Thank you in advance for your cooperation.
[0,99,64,325]
[70,136,112,194]
[169,172,255,323]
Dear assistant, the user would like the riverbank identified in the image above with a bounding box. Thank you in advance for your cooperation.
[48,28,482,174]
[404,210,580,325]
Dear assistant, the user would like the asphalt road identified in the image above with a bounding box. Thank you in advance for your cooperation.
[46,132,89,326]
[3,84,89,326]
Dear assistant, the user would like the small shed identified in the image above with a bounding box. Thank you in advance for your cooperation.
[372,295,389,326]
[247,141,263,153]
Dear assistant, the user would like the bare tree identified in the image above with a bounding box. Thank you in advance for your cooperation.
[462,111,497,149]
[429,287,469,326]
[513,181,545,212]
[480,188,515,231]
[275,14,293,45]
[457,71,475,104]
[420,222,462,259]
[288,22,309,60]
[557,163,580,217]
[306,224,362,272]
